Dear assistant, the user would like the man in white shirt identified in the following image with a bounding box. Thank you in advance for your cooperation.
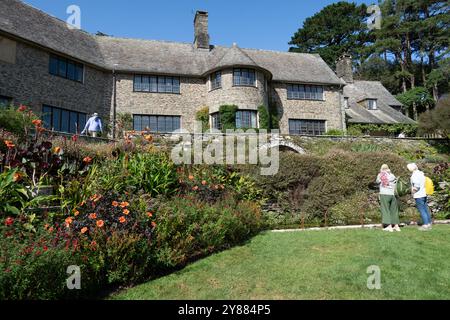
[407,163,432,231]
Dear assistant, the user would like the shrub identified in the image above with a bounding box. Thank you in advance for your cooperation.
[153,195,264,268]
[258,105,270,130]
[0,105,38,140]
[418,95,450,138]
[328,192,380,226]
[326,129,345,136]
[196,107,210,132]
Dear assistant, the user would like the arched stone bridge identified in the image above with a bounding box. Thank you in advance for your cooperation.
[259,137,306,154]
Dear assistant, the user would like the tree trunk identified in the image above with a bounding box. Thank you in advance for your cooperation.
[433,84,439,103]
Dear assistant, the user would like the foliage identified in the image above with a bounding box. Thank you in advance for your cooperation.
[196,107,210,132]
[218,105,238,131]
[153,195,264,268]
[258,105,279,130]
[325,129,345,136]
[116,113,133,137]
[328,192,380,226]
[347,123,418,137]
[93,152,177,196]
[418,96,450,138]
[289,1,369,68]
[0,105,38,140]
[396,87,434,115]
[0,169,30,216]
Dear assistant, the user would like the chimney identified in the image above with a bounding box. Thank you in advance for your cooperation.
[336,54,353,84]
[194,11,209,49]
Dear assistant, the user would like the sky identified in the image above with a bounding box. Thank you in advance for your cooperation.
[23,0,374,52]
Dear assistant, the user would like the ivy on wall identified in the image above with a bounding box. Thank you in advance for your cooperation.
[196,106,210,132]
[219,105,238,131]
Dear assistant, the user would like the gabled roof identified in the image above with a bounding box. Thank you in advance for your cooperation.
[344,81,415,124]
[0,0,344,85]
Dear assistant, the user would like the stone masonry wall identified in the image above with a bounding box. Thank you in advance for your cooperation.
[0,37,112,123]
[207,68,268,114]
[114,74,207,132]
[271,82,344,134]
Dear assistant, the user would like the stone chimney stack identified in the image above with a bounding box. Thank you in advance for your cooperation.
[194,11,209,49]
[336,54,353,84]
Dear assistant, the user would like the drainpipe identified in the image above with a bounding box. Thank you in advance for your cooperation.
[338,83,347,133]
[112,65,118,139]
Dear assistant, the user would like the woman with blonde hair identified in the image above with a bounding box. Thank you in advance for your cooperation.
[376,164,400,232]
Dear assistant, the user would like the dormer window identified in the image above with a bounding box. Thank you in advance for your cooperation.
[367,99,377,110]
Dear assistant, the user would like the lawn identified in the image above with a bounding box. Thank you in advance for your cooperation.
[111,225,450,300]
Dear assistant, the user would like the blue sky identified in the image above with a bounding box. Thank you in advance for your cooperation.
[24,0,374,52]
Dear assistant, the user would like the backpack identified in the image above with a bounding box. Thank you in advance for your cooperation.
[425,177,435,196]
[395,177,409,197]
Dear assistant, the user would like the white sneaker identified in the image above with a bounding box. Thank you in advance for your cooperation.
[419,225,432,231]
[393,225,401,232]
[383,225,394,232]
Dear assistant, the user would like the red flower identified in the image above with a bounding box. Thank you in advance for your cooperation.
[72,135,79,142]
[83,157,93,164]
[119,216,126,224]
[43,246,48,252]
[151,221,157,228]
[89,213,97,219]
[18,105,27,112]
[96,220,105,228]
[147,212,153,218]
[4,217,14,226]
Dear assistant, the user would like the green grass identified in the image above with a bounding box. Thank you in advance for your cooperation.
[111,225,450,300]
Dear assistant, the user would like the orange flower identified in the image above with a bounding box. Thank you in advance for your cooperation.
[81,227,88,234]
[89,213,97,219]
[96,220,105,228]
[144,135,153,143]
[32,119,43,127]
[192,186,199,191]
[201,180,207,186]
[151,221,157,228]
[123,209,130,215]
[37,126,46,133]
[83,157,93,164]
[13,172,23,182]
[4,140,15,149]
[73,210,80,217]
[65,217,73,227]
[188,175,194,181]
[53,146,61,154]
[48,227,54,233]
[119,216,126,224]
[147,212,153,218]
[120,201,130,208]
[112,201,119,207]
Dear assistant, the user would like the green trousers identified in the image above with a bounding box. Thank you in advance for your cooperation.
[380,194,400,225]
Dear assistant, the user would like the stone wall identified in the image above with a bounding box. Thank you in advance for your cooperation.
[0,36,112,122]
[271,82,344,134]
[207,68,268,114]
[114,74,207,132]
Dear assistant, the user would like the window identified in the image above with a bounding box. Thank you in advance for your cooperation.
[0,95,12,107]
[233,68,256,87]
[236,110,258,129]
[49,55,84,83]
[133,115,181,133]
[287,84,324,101]
[367,99,377,110]
[42,105,87,134]
[344,97,349,109]
[289,119,326,136]
[134,75,180,94]
[211,112,221,130]
[210,71,222,90]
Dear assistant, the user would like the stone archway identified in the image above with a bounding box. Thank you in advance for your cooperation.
[259,138,306,154]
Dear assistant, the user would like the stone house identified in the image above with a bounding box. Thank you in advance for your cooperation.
[0,0,413,136]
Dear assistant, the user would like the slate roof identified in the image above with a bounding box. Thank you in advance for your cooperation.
[344,81,415,124]
[0,0,343,84]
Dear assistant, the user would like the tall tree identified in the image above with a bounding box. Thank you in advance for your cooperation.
[288,2,369,68]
